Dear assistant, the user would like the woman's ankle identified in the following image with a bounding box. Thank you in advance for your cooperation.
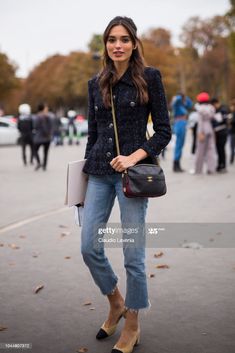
[107,287,124,308]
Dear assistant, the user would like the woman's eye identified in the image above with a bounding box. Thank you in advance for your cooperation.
[108,38,115,43]
[122,38,130,43]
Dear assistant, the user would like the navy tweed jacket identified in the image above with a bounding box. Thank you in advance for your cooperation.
[83,66,171,175]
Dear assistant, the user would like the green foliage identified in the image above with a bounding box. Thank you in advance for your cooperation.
[88,34,104,55]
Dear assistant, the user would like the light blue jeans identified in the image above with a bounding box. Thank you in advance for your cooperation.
[81,174,149,310]
[173,119,187,161]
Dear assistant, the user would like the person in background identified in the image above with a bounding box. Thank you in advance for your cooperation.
[171,93,193,172]
[194,92,217,174]
[52,113,63,146]
[188,108,199,155]
[17,103,34,166]
[67,110,78,145]
[211,98,229,173]
[229,99,235,164]
[33,103,53,171]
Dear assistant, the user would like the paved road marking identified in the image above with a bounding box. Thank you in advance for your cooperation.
[0,207,69,234]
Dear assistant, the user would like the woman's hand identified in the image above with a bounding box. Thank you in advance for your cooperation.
[110,149,148,172]
[110,155,136,172]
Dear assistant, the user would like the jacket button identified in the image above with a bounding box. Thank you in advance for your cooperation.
[130,101,136,107]
[109,123,113,128]
[94,105,98,111]
[108,137,112,143]
[106,152,112,158]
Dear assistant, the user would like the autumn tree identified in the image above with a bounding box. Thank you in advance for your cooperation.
[23,51,102,114]
[61,51,101,111]
[23,54,68,112]
[0,52,20,112]
[180,14,234,101]
[142,28,178,100]
[226,0,235,97]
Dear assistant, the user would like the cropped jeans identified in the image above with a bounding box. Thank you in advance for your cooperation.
[81,174,149,310]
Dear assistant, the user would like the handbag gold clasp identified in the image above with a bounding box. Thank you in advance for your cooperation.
[147,176,153,182]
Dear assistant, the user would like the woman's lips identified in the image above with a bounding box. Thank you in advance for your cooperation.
[113,51,124,56]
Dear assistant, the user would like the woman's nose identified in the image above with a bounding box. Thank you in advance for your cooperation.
[115,40,121,48]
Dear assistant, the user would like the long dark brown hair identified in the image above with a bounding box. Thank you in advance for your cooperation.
[99,16,149,108]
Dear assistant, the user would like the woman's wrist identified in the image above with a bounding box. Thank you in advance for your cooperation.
[130,149,148,165]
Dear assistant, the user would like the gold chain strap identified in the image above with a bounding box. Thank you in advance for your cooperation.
[110,87,121,156]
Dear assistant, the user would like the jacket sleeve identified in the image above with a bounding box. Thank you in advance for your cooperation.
[84,79,97,159]
[140,69,172,157]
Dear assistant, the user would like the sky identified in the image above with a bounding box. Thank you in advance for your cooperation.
[0,0,230,78]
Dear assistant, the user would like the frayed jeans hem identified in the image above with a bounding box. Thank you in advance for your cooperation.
[124,299,151,313]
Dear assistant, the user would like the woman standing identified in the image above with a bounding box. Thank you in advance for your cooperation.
[194,92,217,174]
[81,16,171,353]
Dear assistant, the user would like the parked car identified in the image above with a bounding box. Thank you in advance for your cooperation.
[0,117,20,145]
[1,115,17,123]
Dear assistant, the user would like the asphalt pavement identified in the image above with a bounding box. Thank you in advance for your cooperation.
[0,135,235,353]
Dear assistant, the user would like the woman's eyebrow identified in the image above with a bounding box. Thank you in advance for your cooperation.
[108,35,131,39]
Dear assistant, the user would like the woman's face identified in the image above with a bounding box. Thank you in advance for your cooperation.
[106,25,135,65]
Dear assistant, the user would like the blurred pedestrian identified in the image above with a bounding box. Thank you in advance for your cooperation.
[229,99,235,164]
[52,113,63,146]
[211,98,229,173]
[33,103,53,171]
[171,93,193,172]
[194,92,217,174]
[67,110,78,145]
[17,103,34,166]
[188,108,199,154]
[81,16,171,353]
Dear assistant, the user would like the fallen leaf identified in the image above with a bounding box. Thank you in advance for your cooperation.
[59,225,68,228]
[154,251,164,258]
[155,264,170,269]
[201,332,207,335]
[83,301,92,306]
[64,256,71,259]
[34,285,44,294]
[60,231,70,237]
[0,243,4,247]
[0,326,8,331]
[32,252,40,258]
[148,274,155,278]
[8,244,20,250]
[209,238,214,242]
[77,348,88,353]
[89,307,95,310]
[19,235,26,239]
[226,195,231,199]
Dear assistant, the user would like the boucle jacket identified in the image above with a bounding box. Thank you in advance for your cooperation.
[83,66,171,175]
